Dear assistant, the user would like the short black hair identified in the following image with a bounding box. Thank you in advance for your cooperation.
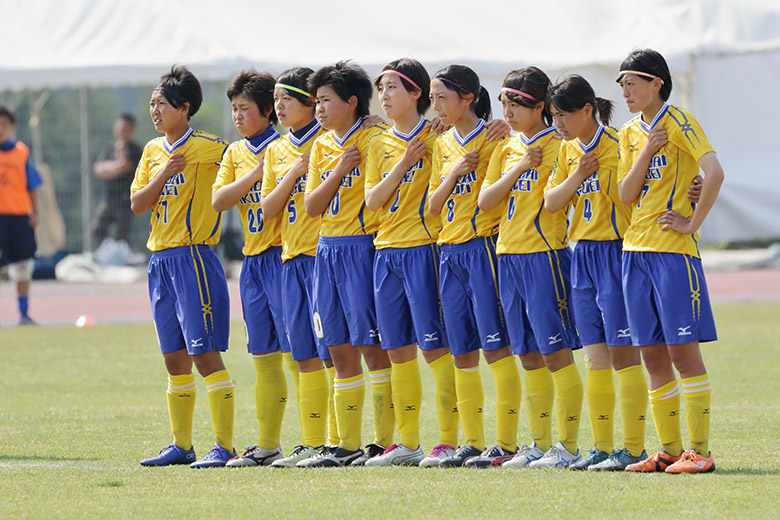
[155,65,203,120]
[500,67,552,126]
[276,67,316,107]
[308,61,373,118]
[118,113,136,125]
[549,75,614,126]
[374,58,431,115]
[433,64,491,121]
[617,48,673,101]
[227,69,278,126]
[0,105,16,125]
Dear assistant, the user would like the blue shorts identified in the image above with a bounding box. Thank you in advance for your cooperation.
[499,249,580,356]
[240,247,290,355]
[312,235,379,347]
[282,254,331,361]
[374,243,447,350]
[148,245,230,355]
[439,236,508,355]
[622,251,717,346]
[0,214,36,266]
[571,240,631,347]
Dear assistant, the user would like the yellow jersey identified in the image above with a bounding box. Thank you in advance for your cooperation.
[483,127,567,254]
[212,127,282,256]
[261,122,326,261]
[305,119,387,237]
[365,117,441,249]
[546,125,630,243]
[618,103,714,256]
[131,128,228,251]
[429,120,504,245]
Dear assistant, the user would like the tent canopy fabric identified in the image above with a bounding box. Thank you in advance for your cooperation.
[2,0,779,243]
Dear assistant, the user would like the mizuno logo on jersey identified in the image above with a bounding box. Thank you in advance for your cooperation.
[384,151,395,159]
[161,172,185,196]
[646,154,667,180]
[576,173,601,195]
[277,157,287,165]
[677,326,692,336]
[233,160,243,169]
[548,333,562,345]
[486,332,501,343]
[452,171,477,195]
[442,154,451,163]
[239,181,263,204]
[567,157,577,166]
[424,332,439,342]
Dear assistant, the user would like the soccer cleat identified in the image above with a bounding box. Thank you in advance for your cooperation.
[365,444,425,467]
[624,450,680,472]
[190,445,237,468]
[464,445,517,468]
[502,442,546,468]
[418,444,457,468]
[271,445,320,467]
[589,448,647,471]
[226,445,283,467]
[297,446,364,467]
[569,448,609,470]
[439,445,483,468]
[350,443,386,466]
[140,444,196,466]
[665,450,715,474]
[528,442,582,469]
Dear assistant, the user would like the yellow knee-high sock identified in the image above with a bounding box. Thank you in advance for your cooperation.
[325,365,339,446]
[391,359,422,448]
[369,368,394,447]
[681,374,712,454]
[298,369,328,448]
[489,356,521,451]
[204,370,234,451]
[167,373,196,450]
[524,366,554,451]
[334,373,365,451]
[455,366,485,450]
[429,353,458,447]
[551,363,583,455]
[253,352,287,449]
[586,368,615,454]
[649,379,683,456]
[283,352,303,444]
[616,365,648,457]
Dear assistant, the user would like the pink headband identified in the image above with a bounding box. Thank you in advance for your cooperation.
[618,70,665,84]
[380,69,420,90]
[434,75,469,93]
[501,87,538,102]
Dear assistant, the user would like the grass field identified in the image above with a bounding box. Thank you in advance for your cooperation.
[2,301,779,519]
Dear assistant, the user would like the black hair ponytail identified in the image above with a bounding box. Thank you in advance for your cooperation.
[433,64,491,120]
[549,75,613,125]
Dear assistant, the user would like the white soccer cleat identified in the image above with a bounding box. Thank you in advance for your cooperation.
[528,441,582,469]
[502,442,546,468]
[418,443,457,468]
[365,444,425,466]
[226,445,283,467]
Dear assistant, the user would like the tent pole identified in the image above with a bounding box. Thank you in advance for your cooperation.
[80,86,92,253]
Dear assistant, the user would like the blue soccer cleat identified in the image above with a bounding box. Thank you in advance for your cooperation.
[140,444,197,466]
[190,445,236,468]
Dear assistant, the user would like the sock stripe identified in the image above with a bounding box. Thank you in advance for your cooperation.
[457,366,480,373]
[334,377,366,390]
[252,352,279,358]
[369,370,392,384]
[206,380,234,393]
[168,382,197,392]
[653,383,680,401]
[681,379,711,392]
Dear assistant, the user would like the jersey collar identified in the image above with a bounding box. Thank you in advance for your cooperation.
[245,126,281,155]
[333,118,363,147]
[0,139,16,152]
[289,120,321,148]
[520,126,556,147]
[164,127,194,154]
[641,103,669,133]
[577,124,605,154]
[453,119,485,147]
[392,117,427,142]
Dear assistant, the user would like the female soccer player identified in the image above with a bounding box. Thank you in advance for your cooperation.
[299,61,393,467]
[426,64,519,468]
[478,67,584,469]
[361,58,451,466]
[133,66,235,468]
[259,67,336,467]
[211,70,287,467]
[616,49,723,473]
[543,75,648,471]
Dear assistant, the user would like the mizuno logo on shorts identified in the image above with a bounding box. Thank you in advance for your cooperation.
[548,334,562,345]
[424,332,439,342]
[191,338,203,348]
[617,328,631,338]
[677,326,692,336]
[486,333,501,343]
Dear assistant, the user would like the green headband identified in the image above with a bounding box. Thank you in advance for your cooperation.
[275,83,312,98]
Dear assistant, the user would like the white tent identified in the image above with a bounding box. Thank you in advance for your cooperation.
[2,0,779,244]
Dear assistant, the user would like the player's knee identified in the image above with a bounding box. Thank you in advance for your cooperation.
[9,259,34,282]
